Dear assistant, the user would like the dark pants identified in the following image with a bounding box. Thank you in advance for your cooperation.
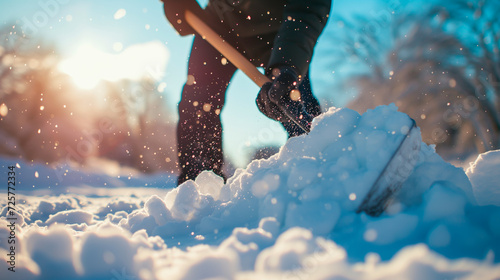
[177,36,321,185]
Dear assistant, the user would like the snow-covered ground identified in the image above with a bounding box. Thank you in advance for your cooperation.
[1,105,500,280]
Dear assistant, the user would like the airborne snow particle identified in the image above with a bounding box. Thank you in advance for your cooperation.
[114,9,126,20]
[187,75,196,85]
[0,103,7,117]
[158,82,167,93]
[195,235,205,240]
[252,180,270,198]
[364,229,378,242]
[349,193,356,201]
[290,89,301,101]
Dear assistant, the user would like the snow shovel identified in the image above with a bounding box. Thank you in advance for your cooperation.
[162,0,312,133]
[356,118,421,216]
[163,1,421,216]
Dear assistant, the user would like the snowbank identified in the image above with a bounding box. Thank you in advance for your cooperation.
[1,105,500,280]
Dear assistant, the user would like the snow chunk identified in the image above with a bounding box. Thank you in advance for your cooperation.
[96,199,140,217]
[175,251,239,280]
[398,143,475,206]
[144,195,172,226]
[195,170,224,200]
[78,226,136,278]
[467,149,500,206]
[219,218,277,270]
[44,210,94,226]
[169,180,215,221]
[255,227,346,271]
[30,197,80,222]
[25,226,77,278]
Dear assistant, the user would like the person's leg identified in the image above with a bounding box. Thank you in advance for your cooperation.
[177,36,237,185]
[281,71,322,137]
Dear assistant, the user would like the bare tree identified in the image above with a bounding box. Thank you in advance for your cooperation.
[0,26,92,162]
[330,0,500,160]
[0,26,178,173]
[99,78,178,173]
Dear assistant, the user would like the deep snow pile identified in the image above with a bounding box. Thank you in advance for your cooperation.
[1,104,500,280]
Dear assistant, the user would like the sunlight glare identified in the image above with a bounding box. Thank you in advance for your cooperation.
[58,45,103,89]
[58,42,169,90]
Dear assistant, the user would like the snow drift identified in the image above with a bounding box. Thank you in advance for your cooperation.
[1,104,500,280]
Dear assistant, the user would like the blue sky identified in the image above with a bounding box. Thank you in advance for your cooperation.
[0,0,387,167]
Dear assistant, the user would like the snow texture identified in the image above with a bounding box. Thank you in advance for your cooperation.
[1,105,500,280]
[466,149,500,206]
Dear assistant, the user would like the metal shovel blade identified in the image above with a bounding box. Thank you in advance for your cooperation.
[356,118,421,216]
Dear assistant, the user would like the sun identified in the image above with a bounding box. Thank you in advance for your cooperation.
[58,42,169,90]
[58,45,110,90]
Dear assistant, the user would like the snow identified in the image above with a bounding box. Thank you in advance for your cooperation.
[466,149,500,206]
[1,104,500,279]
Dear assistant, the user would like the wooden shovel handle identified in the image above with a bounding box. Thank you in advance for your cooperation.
[185,10,270,87]
[185,10,311,133]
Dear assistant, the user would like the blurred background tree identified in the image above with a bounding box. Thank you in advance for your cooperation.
[0,26,177,173]
[330,0,500,162]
